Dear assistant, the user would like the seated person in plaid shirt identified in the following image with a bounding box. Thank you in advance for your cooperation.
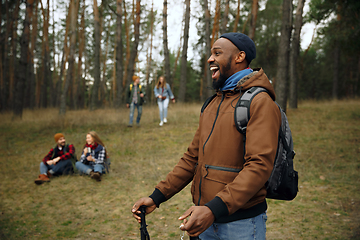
[75,131,107,182]
[35,133,75,185]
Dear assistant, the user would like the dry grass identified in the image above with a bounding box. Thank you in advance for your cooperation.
[0,100,359,239]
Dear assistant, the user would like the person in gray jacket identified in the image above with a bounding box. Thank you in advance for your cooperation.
[153,76,175,126]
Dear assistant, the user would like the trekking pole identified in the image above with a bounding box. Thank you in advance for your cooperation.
[138,205,150,240]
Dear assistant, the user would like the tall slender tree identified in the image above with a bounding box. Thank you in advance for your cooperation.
[114,0,124,108]
[220,0,230,34]
[124,0,141,90]
[59,0,78,115]
[202,0,212,100]
[289,0,305,109]
[145,0,154,101]
[249,0,259,40]
[8,0,21,110]
[90,0,102,110]
[13,0,34,118]
[178,0,190,102]
[233,0,241,32]
[163,0,172,86]
[275,0,293,112]
[39,0,51,108]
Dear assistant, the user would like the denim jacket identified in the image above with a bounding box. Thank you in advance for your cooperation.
[154,83,174,100]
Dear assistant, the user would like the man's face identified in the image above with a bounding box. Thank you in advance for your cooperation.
[135,78,140,85]
[57,137,66,147]
[208,38,239,90]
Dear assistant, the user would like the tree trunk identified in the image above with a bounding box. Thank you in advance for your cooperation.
[125,0,141,90]
[75,0,86,109]
[248,0,259,40]
[114,0,124,108]
[211,0,221,46]
[203,0,212,100]
[54,3,71,108]
[90,0,102,111]
[123,1,130,89]
[39,0,51,108]
[332,43,339,99]
[233,0,241,32]
[8,0,21,110]
[289,0,305,109]
[145,1,154,103]
[220,0,229,34]
[1,1,11,111]
[27,0,38,110]
[178,0,190,102]
[275,0,293,112]
[13,0,34,118]
[163,0,172,86]
[59,0,78,115]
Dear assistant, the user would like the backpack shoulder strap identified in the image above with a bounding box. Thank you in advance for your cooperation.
[201,93,217,114]
[234,86,268,134]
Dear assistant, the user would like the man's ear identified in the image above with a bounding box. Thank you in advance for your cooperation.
[235,51,246,64]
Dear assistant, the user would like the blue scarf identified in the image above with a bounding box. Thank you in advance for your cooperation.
[220,68,253,91]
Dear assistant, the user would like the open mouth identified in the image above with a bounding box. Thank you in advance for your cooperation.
[210,66,219,79]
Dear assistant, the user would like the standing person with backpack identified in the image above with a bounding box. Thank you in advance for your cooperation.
[35,133,75,185]
[75,131,108,182]
[154,76,175,126]
[132,33,283,239]
[126,75,145,127]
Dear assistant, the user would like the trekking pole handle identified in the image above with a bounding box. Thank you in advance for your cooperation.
[138,205,150,240]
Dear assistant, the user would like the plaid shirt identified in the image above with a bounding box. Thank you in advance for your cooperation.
[42,144,75,165]
[80,144,106,165]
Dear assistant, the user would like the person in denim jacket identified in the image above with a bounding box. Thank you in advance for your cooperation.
[75,131,107,182]
[154,76,175,126]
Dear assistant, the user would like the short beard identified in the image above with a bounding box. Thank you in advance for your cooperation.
[212,56,232,90]
[212,73,227,90]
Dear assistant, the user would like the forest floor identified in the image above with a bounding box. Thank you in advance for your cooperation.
[0,99,359,239]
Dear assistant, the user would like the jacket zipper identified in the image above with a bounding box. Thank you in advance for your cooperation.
[202,93,225,154]
[198,93,225,206]
[205,164,241,173]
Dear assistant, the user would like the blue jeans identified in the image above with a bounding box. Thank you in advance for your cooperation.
[129,102,142,124]
[199,212,267,240]
[75,161,105,175]
[157,98,169,121]
[40,159,73,175]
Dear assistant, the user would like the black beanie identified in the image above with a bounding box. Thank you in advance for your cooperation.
[220,32,256,64]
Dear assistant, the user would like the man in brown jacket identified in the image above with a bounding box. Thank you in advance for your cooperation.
[132,33,281,239]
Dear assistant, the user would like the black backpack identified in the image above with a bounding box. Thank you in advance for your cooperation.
[201,87,298,200]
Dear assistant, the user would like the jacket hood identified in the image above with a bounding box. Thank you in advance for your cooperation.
[235,68,276,100]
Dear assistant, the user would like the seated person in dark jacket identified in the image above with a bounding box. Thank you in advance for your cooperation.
[35,133,75,185]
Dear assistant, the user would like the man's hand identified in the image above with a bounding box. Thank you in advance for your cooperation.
[140,93,144,98]
[178,206,215,237]
[131,197,157,223]
[46,160,54,165]
[53,157,60,164]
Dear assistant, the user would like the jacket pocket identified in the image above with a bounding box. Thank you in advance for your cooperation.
[204,164,241,184]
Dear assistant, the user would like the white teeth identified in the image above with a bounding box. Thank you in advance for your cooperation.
[210,67,218,71]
